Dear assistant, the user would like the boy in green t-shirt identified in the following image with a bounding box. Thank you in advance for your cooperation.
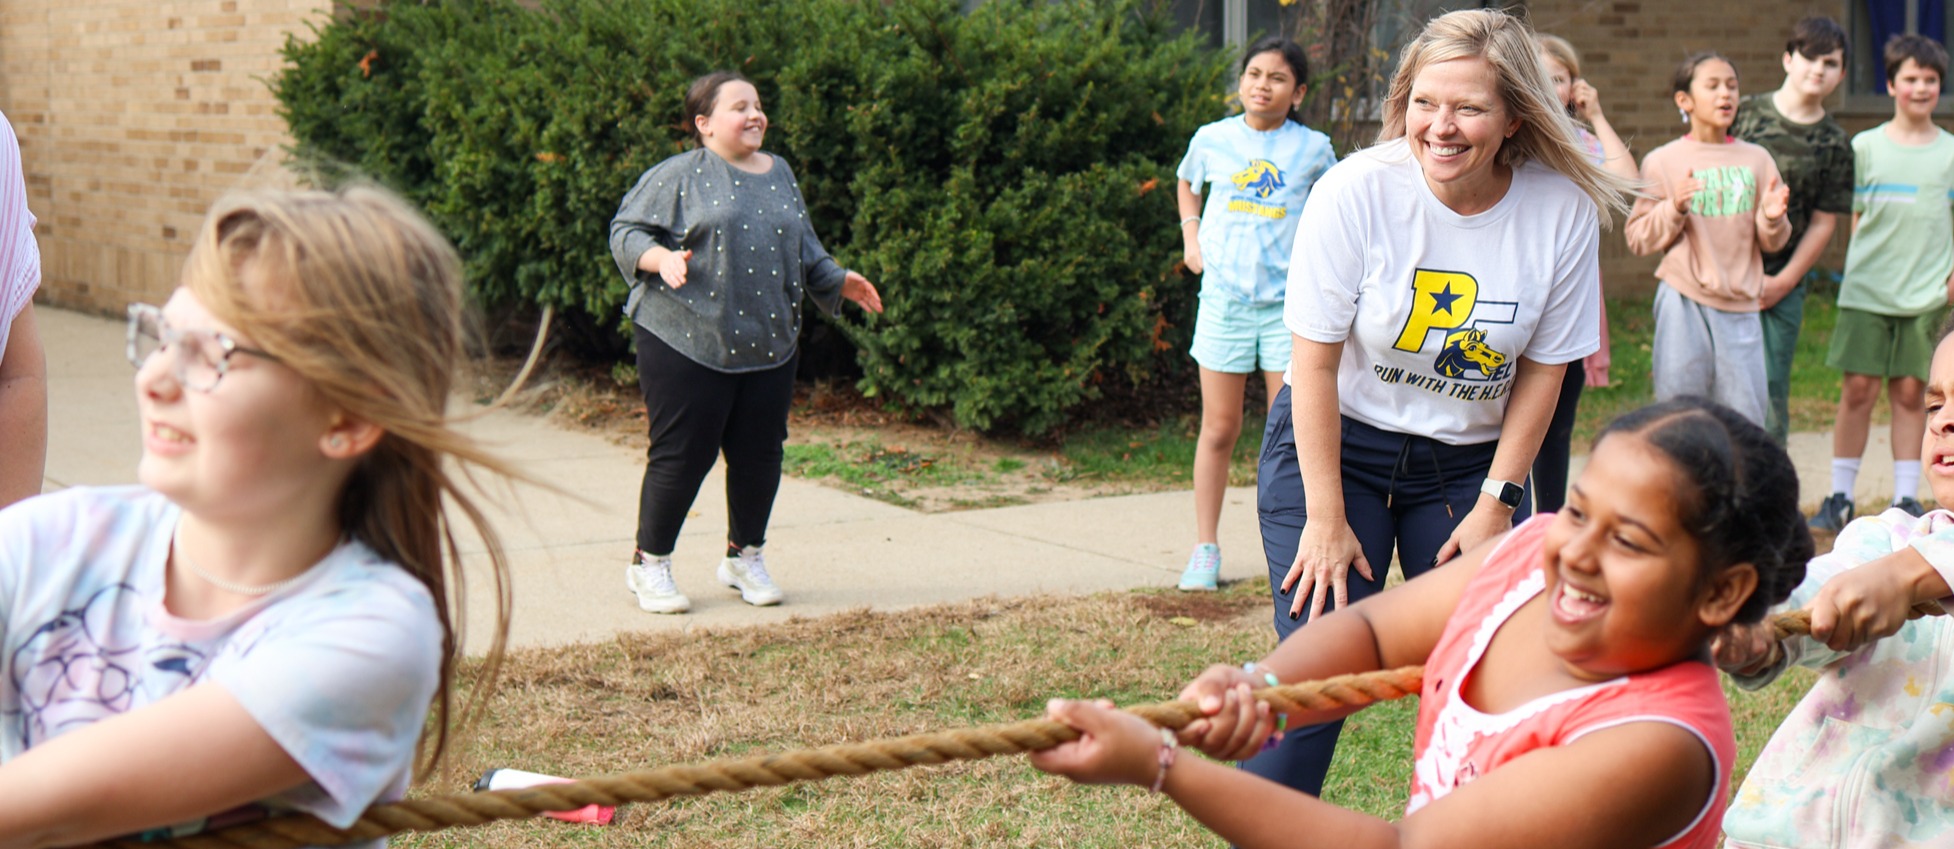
[1811,34,1954,531]
[1731,16,1853,447]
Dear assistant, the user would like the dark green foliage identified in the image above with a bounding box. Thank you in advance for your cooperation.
[276,0,1233,434]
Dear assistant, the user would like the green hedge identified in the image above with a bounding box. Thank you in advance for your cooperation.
[277,0,1233,434]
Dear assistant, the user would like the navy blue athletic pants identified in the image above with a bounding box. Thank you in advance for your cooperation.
[1246,384,1530,796]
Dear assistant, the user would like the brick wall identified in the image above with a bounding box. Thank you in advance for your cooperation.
[0,0,329,314]
[1520,0,1854,293]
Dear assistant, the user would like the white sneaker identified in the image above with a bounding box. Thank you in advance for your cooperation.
[717,545,784,606]
[626,553,690,614]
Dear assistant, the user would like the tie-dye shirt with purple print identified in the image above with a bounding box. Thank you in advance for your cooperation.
[0,486,442,845]
[1723,507,1954,849]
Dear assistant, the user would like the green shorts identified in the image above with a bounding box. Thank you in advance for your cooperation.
[1826,306,1947,381]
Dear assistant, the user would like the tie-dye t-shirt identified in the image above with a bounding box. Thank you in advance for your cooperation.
[0,486,442,843]
[1177,115,1336,306]
[1723,507,1954,849]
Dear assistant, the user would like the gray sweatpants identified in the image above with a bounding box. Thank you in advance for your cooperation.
[1652,283,1768,426]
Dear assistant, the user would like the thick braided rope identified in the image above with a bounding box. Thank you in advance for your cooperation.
[1767,603,1942,641]
[95,605,1951,849]
[92,667,1425,849]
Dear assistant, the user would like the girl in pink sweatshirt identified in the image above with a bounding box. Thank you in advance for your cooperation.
[1628,52,1791,427]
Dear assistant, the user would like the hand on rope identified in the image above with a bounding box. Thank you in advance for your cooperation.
[86,605,1932,849]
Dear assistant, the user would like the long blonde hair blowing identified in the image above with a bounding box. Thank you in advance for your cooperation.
[185,185,517,779]
[1380,9,1633,225]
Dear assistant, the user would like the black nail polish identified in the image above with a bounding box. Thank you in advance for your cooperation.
[1288,610,1300,620]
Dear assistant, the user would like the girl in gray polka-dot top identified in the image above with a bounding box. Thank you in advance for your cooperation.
[607,71,882,616]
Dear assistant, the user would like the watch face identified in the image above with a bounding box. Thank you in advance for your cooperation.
[1499,482,1524,507]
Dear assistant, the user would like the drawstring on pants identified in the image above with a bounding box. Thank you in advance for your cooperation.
[1382,434,1457,520]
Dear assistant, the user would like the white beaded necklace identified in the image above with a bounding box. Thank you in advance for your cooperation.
[172,526,300,597]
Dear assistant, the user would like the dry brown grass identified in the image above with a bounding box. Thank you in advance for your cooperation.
[411,585,1272,848]
[391,580,1814,849]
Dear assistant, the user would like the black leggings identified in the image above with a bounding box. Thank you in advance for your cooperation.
[634,325,797,555]
[1531,364,1586,513]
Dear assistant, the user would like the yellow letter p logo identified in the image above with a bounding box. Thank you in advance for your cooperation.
[1394,270,1479,352]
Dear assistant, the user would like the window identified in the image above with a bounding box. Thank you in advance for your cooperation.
[1847,0,1951,97]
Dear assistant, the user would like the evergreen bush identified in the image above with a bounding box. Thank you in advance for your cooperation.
[277,0,1234,434]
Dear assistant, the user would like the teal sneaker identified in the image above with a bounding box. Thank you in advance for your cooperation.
[1178,543,1221,592]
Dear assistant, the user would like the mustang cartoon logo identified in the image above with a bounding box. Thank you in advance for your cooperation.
[1433,328,1509,380]
[1231,159,1285,199]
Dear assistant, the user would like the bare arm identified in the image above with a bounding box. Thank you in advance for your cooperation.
[1281,337,1379,620]
[0,301,45,508]
[0,684,310,848]
[1038,693,1714,849]
[1177,179,1203,274]
[1570,81,1638,183]
[1762,210,1837,308]
[1433,357,1563,563]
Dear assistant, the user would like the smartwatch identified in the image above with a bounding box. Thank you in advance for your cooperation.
[1480,478,1524,510]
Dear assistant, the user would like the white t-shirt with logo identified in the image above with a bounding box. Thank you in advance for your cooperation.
[0,486,443,844]
[1285,139,1600,446]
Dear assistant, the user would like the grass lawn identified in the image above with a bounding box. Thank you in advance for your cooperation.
[397,581,1816,847]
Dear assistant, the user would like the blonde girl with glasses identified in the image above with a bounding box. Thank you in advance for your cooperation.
[0,185,519,846]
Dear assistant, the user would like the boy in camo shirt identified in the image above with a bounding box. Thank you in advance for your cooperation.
[1731,16,1852,448]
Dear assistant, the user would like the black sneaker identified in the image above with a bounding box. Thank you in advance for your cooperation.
[1893,496,1928,518]
[1809,492,1855,532]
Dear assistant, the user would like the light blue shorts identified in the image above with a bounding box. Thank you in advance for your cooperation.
[1190,293,1290,373]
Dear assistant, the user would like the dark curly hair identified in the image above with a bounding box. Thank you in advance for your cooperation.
[1595,398,1812,624]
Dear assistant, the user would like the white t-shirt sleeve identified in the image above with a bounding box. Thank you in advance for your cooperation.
[210,576,443,829]
[1286,160,1367,342]
[1522,194,1602,365]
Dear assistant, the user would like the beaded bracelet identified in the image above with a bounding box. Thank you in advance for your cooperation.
[1179,215,1201,226]
[1241,660,1280,688]
[1151,727,1179,793]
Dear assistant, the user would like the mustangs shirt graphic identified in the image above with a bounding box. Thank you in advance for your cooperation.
[1178,115,1335,305]
[1287,138,1600,445]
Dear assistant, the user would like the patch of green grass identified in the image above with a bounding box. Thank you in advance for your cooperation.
[1050,413,1265,487]
[783,440,990,508]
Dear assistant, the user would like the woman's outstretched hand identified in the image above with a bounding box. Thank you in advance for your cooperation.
[1283,517,1374,621]
[1027,698,1157,786]
[842,271,883,314]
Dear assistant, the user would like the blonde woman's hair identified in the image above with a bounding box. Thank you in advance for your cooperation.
[1535,33,1581,80]
[1380,9,1632,224]
[184,185,516,778]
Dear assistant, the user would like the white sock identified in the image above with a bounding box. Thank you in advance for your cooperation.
[1831,458,1861,498]
[1895,460,1922,503]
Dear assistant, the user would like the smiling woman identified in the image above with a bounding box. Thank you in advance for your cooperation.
[1241,7,1634,799]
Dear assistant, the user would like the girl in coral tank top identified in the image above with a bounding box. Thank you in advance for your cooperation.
[1031,396,1811,849]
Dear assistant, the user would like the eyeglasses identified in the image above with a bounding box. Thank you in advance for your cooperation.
[125,303,279,393]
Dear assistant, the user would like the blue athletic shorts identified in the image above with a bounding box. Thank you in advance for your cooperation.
[1190,292,1289,373]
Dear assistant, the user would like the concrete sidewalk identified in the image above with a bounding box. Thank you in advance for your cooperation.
[37,306,1924,653]
[41,306,1260,653]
